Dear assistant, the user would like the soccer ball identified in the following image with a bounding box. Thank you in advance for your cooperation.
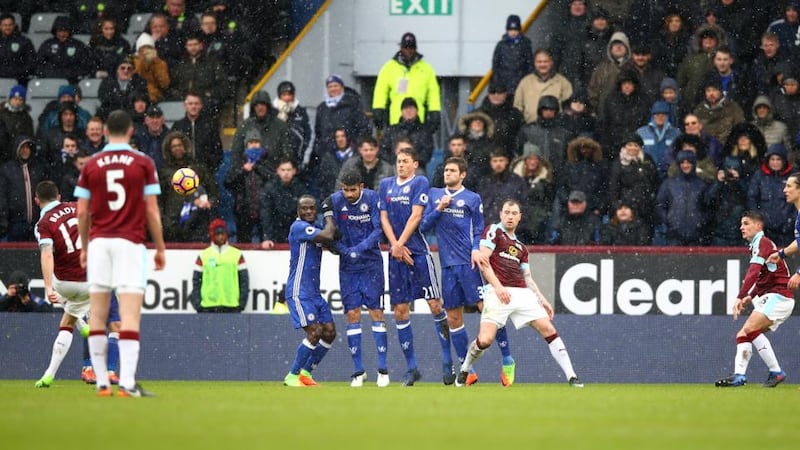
[172,167,199,195]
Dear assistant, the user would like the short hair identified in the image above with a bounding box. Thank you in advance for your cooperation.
[396,144,418,161]
[788,172,800,188]
[742,210,764,223]
[713,45,733,58]
[63,132,79,143]
[448,133,465,144]
[0,13,16,23]
[35,180,59,202]
[394,137,413,151]
[74,148,89,158]
[490,147,510,159]
[444,156,468,174]
[298,194,316,206]
[533,48,553,60]
[106,110,132,136]
[277,158,295,168]
[184,90,203,101]
[334,127,348,137]
[87,116,104,126]
[761,31,779,44]
[340,170,363,186]
[357,135,378,148]
[502,198,521,211]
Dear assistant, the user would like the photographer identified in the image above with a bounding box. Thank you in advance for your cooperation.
[0,271,53,312]
[704,159,749,246]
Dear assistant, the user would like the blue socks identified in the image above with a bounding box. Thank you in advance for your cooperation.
[450,325,469,365]
[396,319,417,369]
[290,339,315,375]
[303,340,332,372]
[433,311,452,365]
[496,326,514,365]
[107,332,119,372]
[347,323,364,374]
[372,321,388,371]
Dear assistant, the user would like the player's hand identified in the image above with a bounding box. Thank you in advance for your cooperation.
[789,273,800,290]
[767,252,781,264]
[471,249,487,270]
[46,287,60,304]
[154,249,166,271]
[496,286,511,304]
[391,244,413,265]
[79,248,87,269]
[260,240,275,250]
[732,298,743,320]
[541,298,554,320]
[436,195,451,211]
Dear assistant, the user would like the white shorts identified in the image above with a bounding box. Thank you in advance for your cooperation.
[87,237,148,294]
[481,286,548,329]
[53,277,90,319]
[752,293,795,331]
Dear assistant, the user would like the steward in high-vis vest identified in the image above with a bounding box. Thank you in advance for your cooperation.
[191,218,249,312]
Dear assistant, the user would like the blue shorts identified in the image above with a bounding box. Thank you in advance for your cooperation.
[108,292,120,323]
[441,264,484,310]
[388,253,440,305]
[340,270,384,312]
[287,294,333,329]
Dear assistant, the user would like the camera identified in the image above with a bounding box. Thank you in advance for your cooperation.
[16,283,29,297]
[723,170,738,182]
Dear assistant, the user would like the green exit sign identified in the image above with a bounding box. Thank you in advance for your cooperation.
[389,0,453,15]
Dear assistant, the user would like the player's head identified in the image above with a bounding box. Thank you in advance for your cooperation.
[739,211,764,242]
[395,144,419,179]
[340,170,364,203]
[500,199,522,231]
[443,157,467,189]
[34,180,60,206]
[209,218,229,246]
[297,195,317,222]
[105,110,133,139]
[784,172,800,204]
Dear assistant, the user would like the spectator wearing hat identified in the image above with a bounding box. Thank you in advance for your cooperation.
[593,0,633,30]
[169,33,229,122]
[598,70,650,156]
[158,130,218,242]
[652,10,692,79]
[0,135,48,241]
[0,85,33,161]
[477,82,524,153]
[581,8,614,86]
[514,48,573,124]
[38,85,92,137]
[772,71,800,144]
[677,23,727,111]
[491,14,534,94]
[457,110,495,179]
[657,77,684,128]
[751,95,791,152]
[601,200,650,246]
[379,97,435,169]
[767,1,800,53]
[97,56,148,120]
[228,90,291,178]
[703,155,749,246]
[477,148,526,225]
[373,32,442,131]
[667,134,719,184]
[656,149,710,246]
[511,142,555,243]
[134,105,170,169]
[621,44,665,105]
[517,95,570,175]
[190,218,249,313]
[128,92,151,128]
[35,16,95,84]
[588,31,631,116]
[89,16,132,78]
[0,13,36,85]
[133,32,170,103]
[40,102,84,170]
[171,91,224,173]
[636,100,682,177]
[608,133,659,238]
[747,144,795,245]
[558,89,596,142]
[557,136,609,216]
[314,74,370,169]
[692,75,745,144]
[551,1,590,90]
[549,189,601,245]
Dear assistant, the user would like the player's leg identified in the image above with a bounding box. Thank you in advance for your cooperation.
[341,272,366,385]
[456,321,500,386]
[36,312,79,387]
[444,265,469,380]
[107,292,121,385]
[87,289,112,393]
[368,308,390,387]
[752,293,793,387]
[300,296,335,385]
[530,317,582,387]
[285,296,320,387]
[415,254,452,382]
[389,259,420,385]
[115,290,144,393]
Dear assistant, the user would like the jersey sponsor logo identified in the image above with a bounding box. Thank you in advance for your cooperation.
[348,213,371,223]
[305,226,315,235]
[442,207,465,218]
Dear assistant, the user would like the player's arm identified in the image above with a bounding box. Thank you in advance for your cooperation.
[477,244,510,304]
[768,240,798,263]
[419,192,445,233]
[349,204,384,255]
[395,204,424,248]
[145,194,166,270]
[39,243,59,303]
[380,210,398,246]
[312,215,337,244]
[471,201,486,269]
[523,266,554,320]
[76,198,91,269]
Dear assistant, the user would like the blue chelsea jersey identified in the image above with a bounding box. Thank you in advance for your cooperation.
[285,219,324,300]
[327,189,383,271]
[421,187,484,267]
[378,175,431,255]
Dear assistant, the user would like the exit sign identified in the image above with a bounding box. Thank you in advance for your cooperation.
[389,0,453,15]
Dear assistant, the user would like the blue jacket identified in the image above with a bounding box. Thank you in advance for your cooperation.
[656,162,709,244]
[637,121,681,178]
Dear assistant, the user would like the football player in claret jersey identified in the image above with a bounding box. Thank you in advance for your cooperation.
[322,170,389,387]
[283,195,339,387]
[379,146,452,386]
[75,110,166,397]
[32,181,91,388]
[456,199,583,387]
[716,211,794,387]
[421,157,516,386]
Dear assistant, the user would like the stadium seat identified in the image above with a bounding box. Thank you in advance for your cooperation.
[123,32,139,49]
[27,32,49,51]
[27,98,49,132]
[28,78,70,98]
[128,13,151,35]
[73,34,91,45]
[80,98,100,116]
[157,101,186,123]
[0,78,18,98]
[28,12,63,34]
[78,78,103,98]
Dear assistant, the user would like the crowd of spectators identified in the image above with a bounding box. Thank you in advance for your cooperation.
[3,1,800,249]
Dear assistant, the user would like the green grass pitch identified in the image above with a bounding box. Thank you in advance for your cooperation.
[2,380,797,449]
